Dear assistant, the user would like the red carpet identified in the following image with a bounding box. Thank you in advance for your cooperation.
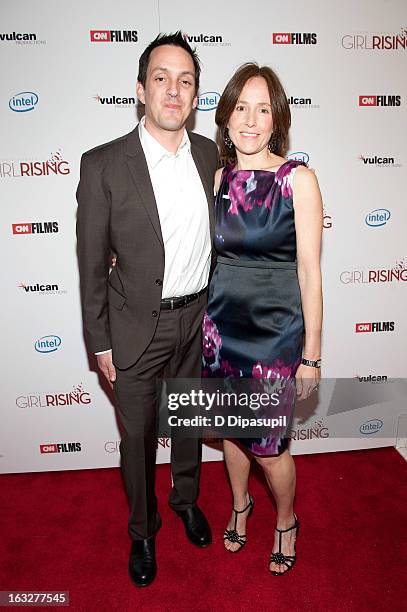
[1,447,406,611]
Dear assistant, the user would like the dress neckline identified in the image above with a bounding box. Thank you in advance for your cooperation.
[229,159,292,175]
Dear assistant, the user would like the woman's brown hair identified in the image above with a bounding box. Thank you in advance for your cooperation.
[215,63,291,163]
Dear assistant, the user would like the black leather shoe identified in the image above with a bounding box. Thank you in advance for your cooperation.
[175,505,212,548]
[128,536,156,587]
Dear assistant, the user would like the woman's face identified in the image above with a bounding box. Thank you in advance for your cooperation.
[227,76,274,157]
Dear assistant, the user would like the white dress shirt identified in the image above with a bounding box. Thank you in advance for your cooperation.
[96,118,211,355]
[139,116,210,298]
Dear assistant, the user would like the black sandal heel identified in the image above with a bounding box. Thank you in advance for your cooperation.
[269,514,299,575]
[223,495,254,552]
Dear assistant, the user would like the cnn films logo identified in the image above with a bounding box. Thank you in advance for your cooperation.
[104,438,170,453]
[358,154,401,168]
[289,419,329,440]
[182,32,230,47]
[359,419,383,435]
[0,31,46,45]
[287,96,320,109]
[197,92,220,111]
[365,208,391,227]
[9,92,38,112]
[93,94,136,108]
[18,281,66,296]
[272,33,317,45]
[40,442,82,454]
[340,258,407,284]
[34,335,62,353]
[0,150,70,178]
[355,322,395,333]
[90,30,138,43]
[16,384,91,408]
[12,221,59,235]
[359,95,401,107]
[342,27,407,51]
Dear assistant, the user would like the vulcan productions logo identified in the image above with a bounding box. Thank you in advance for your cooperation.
[16,384,91,409]
[342,27,407,51]
[358,154,401,168]
[0,31,46,45]
[40,442,82,454]
[93,94,135,108]
[0,150,70,178]
[356,374,388,383]
[183,32,231,47]
[12,221,59,235]
[90,30,138,42]
[288,96,319,109]
[340,257,407,284]
[355,322,395,333]
[272,32,317,44]
[359,95,401,107]
[18,281,66,296]
[289,419,329,440]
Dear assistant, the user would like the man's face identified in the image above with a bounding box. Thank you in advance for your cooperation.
[136,44,198,134]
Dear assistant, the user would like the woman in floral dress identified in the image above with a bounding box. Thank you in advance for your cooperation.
[202,63,323,575]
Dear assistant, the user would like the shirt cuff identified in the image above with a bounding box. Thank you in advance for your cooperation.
[95,349,112,355]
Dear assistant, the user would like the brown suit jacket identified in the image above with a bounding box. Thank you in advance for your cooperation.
[76,125,218,369]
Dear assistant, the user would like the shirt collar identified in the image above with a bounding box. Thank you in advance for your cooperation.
[138,116,190,169]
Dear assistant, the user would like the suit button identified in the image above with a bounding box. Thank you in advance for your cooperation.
[152,310,158,317]
[155,279,162,286]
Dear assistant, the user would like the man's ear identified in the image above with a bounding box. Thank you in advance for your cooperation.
[136,81,146,104]
[192,94,198,110]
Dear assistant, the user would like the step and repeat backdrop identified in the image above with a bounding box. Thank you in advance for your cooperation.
[2,0,406,473]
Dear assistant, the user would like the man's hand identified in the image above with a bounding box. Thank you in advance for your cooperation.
[97,352,116,387]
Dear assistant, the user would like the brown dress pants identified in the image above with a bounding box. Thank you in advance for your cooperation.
[113,292,206,541]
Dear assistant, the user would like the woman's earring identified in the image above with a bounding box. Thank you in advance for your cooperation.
[268,133,277,153]
[224,128,234,149]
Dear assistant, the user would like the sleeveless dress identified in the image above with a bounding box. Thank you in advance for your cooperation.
[202,160,305,456]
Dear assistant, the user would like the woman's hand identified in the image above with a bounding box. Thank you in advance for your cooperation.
[295,363,321,400]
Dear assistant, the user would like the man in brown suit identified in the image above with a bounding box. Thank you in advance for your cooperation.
[76,32,218,587]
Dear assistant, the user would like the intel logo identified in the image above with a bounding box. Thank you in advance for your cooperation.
[35,335,62,353]
[197,91,220,111]
[365,208,391,227]
[359,419,383,435]
[9,92,39,112]
[287,151,309,164]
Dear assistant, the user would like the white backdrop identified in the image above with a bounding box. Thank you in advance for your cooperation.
[2,0,406,473]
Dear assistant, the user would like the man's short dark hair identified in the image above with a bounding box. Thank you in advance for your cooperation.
[137,31,201,92]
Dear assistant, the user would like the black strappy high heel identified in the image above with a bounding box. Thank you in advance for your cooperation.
[223,495,254,552]
[269,514,300,575]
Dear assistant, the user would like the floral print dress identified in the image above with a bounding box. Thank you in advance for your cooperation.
[202,160,305,456]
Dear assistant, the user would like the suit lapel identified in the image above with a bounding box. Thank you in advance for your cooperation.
[125,126,215,247]
[125,127,164,247]
[190,139,215,239]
